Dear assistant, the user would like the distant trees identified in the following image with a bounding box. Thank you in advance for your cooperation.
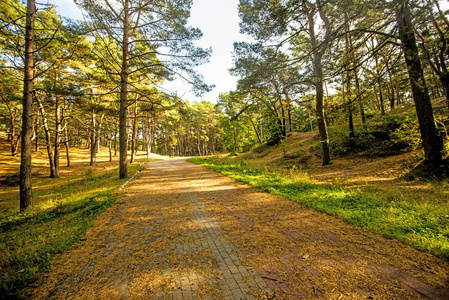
[75,0,212,178]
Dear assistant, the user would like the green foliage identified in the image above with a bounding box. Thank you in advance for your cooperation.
[331,114,421,156]
[0,165,140,298]
[189,157,449,259]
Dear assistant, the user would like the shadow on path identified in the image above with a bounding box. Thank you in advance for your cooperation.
[32,158,449,299]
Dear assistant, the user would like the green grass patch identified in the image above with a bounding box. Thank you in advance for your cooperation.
[0,164,140,298]
[189,157,449,260]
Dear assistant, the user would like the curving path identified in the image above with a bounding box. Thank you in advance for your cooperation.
[32,158,449,299]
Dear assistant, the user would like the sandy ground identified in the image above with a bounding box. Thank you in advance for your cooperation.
[30,158,449,299]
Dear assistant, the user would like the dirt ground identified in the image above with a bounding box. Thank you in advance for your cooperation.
[30,158,449,299]
[0,134,156,212]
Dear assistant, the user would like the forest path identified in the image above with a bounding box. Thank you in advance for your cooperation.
[32,158,449,299]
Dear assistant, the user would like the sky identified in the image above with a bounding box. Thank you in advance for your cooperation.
[46,0,248,103]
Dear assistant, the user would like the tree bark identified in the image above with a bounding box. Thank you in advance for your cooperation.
[130,100,137,163]
[396,1,444,165]
[197,128,202,156]
[20,0,35,211]
[35,114,39,152]
[90,110,97,166]
[109,139,112,162]
[146,115,153,161]
[36,96,56,178]
[308,6,331,165]
[64,109,70,167]
[119,0,130,179]
[54,93,60,178]
[4,102,19,155]
[374,51,386,115]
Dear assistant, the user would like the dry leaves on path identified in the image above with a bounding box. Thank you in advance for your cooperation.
[31,158,449,299]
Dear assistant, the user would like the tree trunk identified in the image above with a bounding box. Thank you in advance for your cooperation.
[64,112,70,167]
[354,70,366,125]
[197,128,202,156]
[6,104,19,155]
[53,94,60,178]
[130,100,137,163]
[374,52,386,115]
[248,112,262,144]
[90,111,97,166]
[308,8,331,165]
[119,0,130,179]
[396,2,444,165]
[114,128,117,157]
[35,114,39,152]
[20,0,35,211]
[146,116,153,161]
[344,73,355,139]
[36,96,56,178]
[109,139,112,162]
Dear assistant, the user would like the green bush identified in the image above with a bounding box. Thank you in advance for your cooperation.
[330,114,421,156]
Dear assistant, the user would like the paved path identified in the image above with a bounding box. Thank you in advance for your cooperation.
[32,159,272,299]
[32,158,449,299]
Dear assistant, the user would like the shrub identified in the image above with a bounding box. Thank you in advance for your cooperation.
[330,114,421,156]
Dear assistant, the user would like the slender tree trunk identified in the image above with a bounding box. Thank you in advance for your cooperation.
[308,8,331,165]
[387,67,396,110]
[114,128,117,157]
[19,0,35,211]
[119,0,130,179]
[90,111,97,166]
[374,52,386,115]
[54,94,60,178]
[307,108,313,132]
[130,100,137,163]
[6,105,19,155]
[12,132,21,157]
[109,139,112,162]
[146,116,153,161]
[248,112,262,144]
[197,128,202,156]
[354,70,366,125]
[35,114,39,151]
[36,96,56,178]
[396,83,401,106]
[344,73,355,139]
[64,113,70,167]
[396,2,444,165]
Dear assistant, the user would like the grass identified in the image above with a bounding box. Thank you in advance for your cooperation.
[189,156,449,260]
[0,164,141,299]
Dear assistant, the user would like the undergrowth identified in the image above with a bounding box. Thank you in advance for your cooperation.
[189,157,449,260]
[0,164,140,299]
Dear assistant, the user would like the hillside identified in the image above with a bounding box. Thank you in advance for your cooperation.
[243,98,448,185]
[245,131,424,183]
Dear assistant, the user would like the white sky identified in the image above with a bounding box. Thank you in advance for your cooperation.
[46,0,246,103]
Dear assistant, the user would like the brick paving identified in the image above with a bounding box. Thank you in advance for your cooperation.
[32,158,449,299]
[144,160,272,299]
[32,158,272,299]
[152,172,271,299]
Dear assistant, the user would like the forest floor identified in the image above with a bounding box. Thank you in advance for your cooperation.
[28,158,449,299]
[0,132,164,212]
